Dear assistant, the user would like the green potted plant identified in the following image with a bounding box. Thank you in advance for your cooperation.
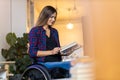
[1,32,31,80]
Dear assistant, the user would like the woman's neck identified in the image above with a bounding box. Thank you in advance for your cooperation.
[43,25,49,30]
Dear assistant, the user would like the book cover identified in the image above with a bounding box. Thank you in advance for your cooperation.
[60,42,81,56]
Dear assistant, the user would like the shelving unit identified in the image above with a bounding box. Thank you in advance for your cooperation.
[0,61,15,80]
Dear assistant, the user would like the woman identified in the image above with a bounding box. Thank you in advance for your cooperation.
[29,5,89,72]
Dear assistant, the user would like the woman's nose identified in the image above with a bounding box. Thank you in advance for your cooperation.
[52,17,55,21]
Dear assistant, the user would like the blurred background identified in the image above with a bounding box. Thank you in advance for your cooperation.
[0,0,120,80]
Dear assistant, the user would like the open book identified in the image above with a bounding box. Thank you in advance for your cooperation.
[60,42,81,56]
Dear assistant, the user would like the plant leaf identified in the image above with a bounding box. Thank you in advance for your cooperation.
[6,33,17,46]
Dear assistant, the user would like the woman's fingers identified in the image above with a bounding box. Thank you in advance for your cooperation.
[52,47,60,54]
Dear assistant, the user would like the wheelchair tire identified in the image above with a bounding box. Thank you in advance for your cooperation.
[21,64,51,80]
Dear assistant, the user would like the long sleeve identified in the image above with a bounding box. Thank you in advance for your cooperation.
[29,27,38,58]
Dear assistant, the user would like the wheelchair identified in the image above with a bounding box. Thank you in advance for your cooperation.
[21,63,70,80]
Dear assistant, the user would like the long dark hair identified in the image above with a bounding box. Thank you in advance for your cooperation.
[35,6,57,26]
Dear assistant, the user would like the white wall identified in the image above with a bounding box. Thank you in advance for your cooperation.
[0,0,11,61]
[0,0,27,61]
[11,0,27,37]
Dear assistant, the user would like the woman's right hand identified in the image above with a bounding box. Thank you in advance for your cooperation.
[51,47,61,55]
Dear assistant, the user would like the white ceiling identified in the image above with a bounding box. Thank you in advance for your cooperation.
[34,0,84,21]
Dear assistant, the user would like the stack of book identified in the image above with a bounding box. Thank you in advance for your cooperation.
[70,61,95,80]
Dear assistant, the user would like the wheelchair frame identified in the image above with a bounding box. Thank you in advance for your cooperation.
[21,64,51,80]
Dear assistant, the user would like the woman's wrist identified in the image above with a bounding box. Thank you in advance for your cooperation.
[50,50,54,55]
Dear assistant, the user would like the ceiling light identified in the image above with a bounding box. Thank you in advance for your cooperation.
[66,23,74,29]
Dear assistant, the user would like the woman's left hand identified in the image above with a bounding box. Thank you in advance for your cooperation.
[51,47,61,55]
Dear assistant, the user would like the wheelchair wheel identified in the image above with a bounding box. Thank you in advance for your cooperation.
[21,64,51,80]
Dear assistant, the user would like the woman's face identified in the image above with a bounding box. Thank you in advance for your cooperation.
[47,12,56,26]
